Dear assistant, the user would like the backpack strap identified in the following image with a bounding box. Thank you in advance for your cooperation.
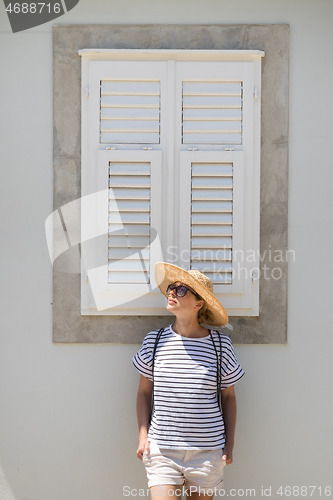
[150,327,165,423]
[208,329,222,412]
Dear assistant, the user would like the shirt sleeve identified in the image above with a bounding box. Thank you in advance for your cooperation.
[132,331,155,381]
[221,335,245,389]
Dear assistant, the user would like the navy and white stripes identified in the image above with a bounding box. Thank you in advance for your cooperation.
[133,325,244,450]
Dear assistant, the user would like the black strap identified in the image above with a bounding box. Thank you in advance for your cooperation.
[209,329,222,412]
[150,327,165,423]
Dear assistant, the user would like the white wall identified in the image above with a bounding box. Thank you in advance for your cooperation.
[0,1,332,499]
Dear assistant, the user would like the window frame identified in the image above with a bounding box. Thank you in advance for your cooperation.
[79,49,264,317]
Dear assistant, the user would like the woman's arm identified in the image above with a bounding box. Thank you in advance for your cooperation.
[221,384,237,464]
[136,374,153,460]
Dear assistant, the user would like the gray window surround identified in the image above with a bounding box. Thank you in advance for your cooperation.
[53,24,289,344]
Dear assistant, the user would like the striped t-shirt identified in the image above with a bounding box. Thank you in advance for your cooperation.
[132,324,244,450]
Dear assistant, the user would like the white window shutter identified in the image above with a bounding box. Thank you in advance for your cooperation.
[179,151,245,294]
[87,60,167,151]
[108,160,151,283]
[177,60,259,315]
[179,150,259,315]
[175,61,254,150]
[100,80,161,144]
[81,150,165,314]
[182,81,242,144]
[190,161,234,283]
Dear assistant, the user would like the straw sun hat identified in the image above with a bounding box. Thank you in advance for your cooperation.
[155,262,228,327]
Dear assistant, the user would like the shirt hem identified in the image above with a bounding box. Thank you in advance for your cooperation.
[148,438,225,451]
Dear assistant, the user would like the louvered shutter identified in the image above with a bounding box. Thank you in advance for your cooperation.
[87,60,166,150]
[108,161,151,283]
[177,60,259,312]
[179,151,244,295]
[100,80,160,144]
[191,162,233,283]
[182,81,242,144]
[81,150,163,313]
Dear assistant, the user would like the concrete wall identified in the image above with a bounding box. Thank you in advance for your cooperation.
[0,1,332,499]
[52,24,289,345]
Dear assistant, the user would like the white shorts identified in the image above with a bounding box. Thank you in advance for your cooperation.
[142,441,226,493]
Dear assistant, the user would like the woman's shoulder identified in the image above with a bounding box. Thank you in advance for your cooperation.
[142,325,171,343]
[209,329,233,346]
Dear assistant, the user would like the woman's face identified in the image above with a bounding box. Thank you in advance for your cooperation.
[166,281,203,318]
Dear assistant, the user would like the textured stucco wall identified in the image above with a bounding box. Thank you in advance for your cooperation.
[53,24,289,344]
[1,1,332,499]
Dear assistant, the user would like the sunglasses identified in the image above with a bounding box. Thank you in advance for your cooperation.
[166,283,201,299]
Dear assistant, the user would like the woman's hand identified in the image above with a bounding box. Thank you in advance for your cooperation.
[222,444,233,465]
[136,438,150,460]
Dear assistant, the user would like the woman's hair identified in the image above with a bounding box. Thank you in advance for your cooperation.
[197,299,214,324]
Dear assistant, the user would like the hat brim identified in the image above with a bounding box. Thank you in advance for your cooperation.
[155,262,228,327]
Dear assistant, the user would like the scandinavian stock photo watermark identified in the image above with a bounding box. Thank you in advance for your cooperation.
[166,246,295,283]
[3,0,80,33]
[122,484,332,498]
[45,190,295,311]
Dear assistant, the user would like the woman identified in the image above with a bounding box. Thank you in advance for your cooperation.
[133,262,244,500]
